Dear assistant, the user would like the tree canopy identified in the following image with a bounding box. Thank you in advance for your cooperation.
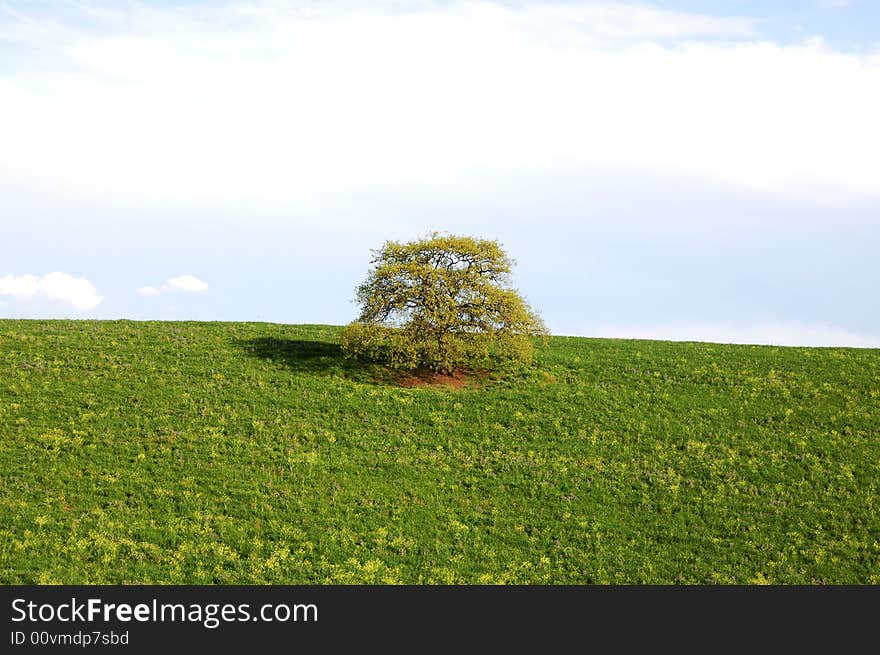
[340,233,546,374]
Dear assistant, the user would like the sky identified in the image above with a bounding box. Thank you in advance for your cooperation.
[1,0,878,346]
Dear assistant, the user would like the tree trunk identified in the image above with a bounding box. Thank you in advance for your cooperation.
[435,330,452,375]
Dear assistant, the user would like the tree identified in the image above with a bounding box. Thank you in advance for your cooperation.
[340,232,547,374]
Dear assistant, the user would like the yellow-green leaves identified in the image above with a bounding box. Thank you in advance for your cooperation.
[342,233,547,373]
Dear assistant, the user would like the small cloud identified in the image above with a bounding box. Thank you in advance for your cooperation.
[0,272,104,311]
[167,274,209,292]
[136,274,209,296]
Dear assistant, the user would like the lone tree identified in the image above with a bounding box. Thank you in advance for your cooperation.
[340,233,547,374]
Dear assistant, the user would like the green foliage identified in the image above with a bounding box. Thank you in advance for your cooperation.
[1,320,879,584]
[341,233,547,373]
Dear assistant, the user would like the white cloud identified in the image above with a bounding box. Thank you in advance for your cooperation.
[137,275,209,296]
[574,320,880,348]
[0,1,877,213]
[0,272,104,311]
[167,275,209,292]
[497,2,756,42]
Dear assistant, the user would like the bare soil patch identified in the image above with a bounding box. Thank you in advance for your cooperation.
[392,368,485,389]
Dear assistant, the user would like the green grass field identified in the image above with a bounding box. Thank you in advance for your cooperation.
[1,320,878,584]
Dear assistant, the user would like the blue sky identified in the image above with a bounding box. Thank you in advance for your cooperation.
[1,0,878,346]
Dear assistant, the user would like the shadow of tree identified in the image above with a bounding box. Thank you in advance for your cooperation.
[237,337,382,382]
[238,337,504,388]
[238,337,341,370]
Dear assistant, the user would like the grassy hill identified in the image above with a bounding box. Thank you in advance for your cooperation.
[1,320,877,584]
